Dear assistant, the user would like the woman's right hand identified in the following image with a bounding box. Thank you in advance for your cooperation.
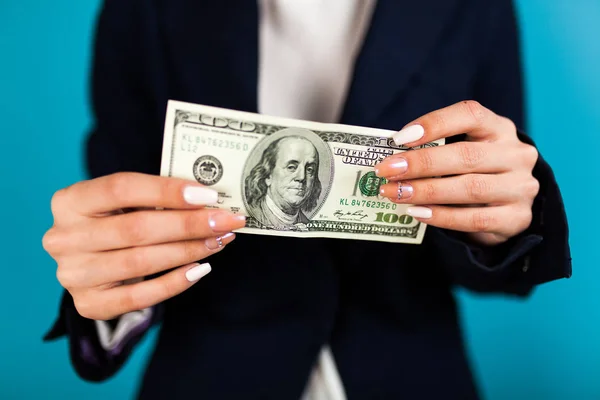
[42,172,246,321]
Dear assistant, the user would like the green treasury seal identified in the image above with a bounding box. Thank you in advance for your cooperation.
[359,171,386,197]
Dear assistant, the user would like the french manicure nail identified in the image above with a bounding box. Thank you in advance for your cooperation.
[205,232,236,250]
[407,206,432,219]
[208,212,247,232]
[185,263,212,282]
[392,125,425,146]
[183,186,219,205]
[375,157,408,177]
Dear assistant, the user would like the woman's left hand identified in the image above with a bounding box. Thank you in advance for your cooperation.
[375,100,540,246]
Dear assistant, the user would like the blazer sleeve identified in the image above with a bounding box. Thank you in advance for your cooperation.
[43,0,165,381]
[427,0,572,296]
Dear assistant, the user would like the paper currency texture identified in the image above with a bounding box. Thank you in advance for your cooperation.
[160,100,444,244]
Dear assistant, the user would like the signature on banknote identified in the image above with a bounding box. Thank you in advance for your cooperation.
[333,209,369,221]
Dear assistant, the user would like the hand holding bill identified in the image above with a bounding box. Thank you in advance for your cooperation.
[42,173,246,320]
[375,100,540,246]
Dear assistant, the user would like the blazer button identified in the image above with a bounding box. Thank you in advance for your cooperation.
[522,256,531,272]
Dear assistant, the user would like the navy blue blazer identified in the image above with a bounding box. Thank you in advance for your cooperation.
[44,0,572,398]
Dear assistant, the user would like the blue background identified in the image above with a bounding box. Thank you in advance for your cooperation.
[1,1,598,399]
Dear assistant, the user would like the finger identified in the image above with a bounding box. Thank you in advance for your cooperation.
[391,100,517,147]
[78,262,213,321]
[379,173,527,205]
[57,234,236,289]
[375,141,526,179]
[53,172,219,221]
[405,204,531,237]
[56,209,246,253]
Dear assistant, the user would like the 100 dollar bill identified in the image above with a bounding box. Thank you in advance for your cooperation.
[160,100,444,244]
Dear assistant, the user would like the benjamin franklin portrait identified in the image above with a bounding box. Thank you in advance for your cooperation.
[243,127,333,229]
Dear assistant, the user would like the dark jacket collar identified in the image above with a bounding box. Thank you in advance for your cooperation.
[340,0,460,126]
[164,0,460,127]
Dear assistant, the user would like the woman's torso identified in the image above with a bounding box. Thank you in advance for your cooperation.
[90,0,510,398]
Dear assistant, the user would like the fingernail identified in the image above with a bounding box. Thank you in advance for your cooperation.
[183,186,219,205]
[374,157,408,177]
[208,212,247,232]
[205,232,236,250]
[392,125,424,146]
[185,263,211,282]
[407,206,432,219]
[380,182,413,200]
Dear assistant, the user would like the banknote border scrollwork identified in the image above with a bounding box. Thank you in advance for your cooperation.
[172,110,441,153]
[245,218,421,239]
[167,111,193,177]
[174,111,191,126]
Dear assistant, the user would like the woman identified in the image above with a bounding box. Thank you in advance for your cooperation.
[43,0,571,398]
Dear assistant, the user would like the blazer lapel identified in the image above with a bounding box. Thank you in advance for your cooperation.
[340,0,461,128]
[165,0,460,126]
[164,0,259,113]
